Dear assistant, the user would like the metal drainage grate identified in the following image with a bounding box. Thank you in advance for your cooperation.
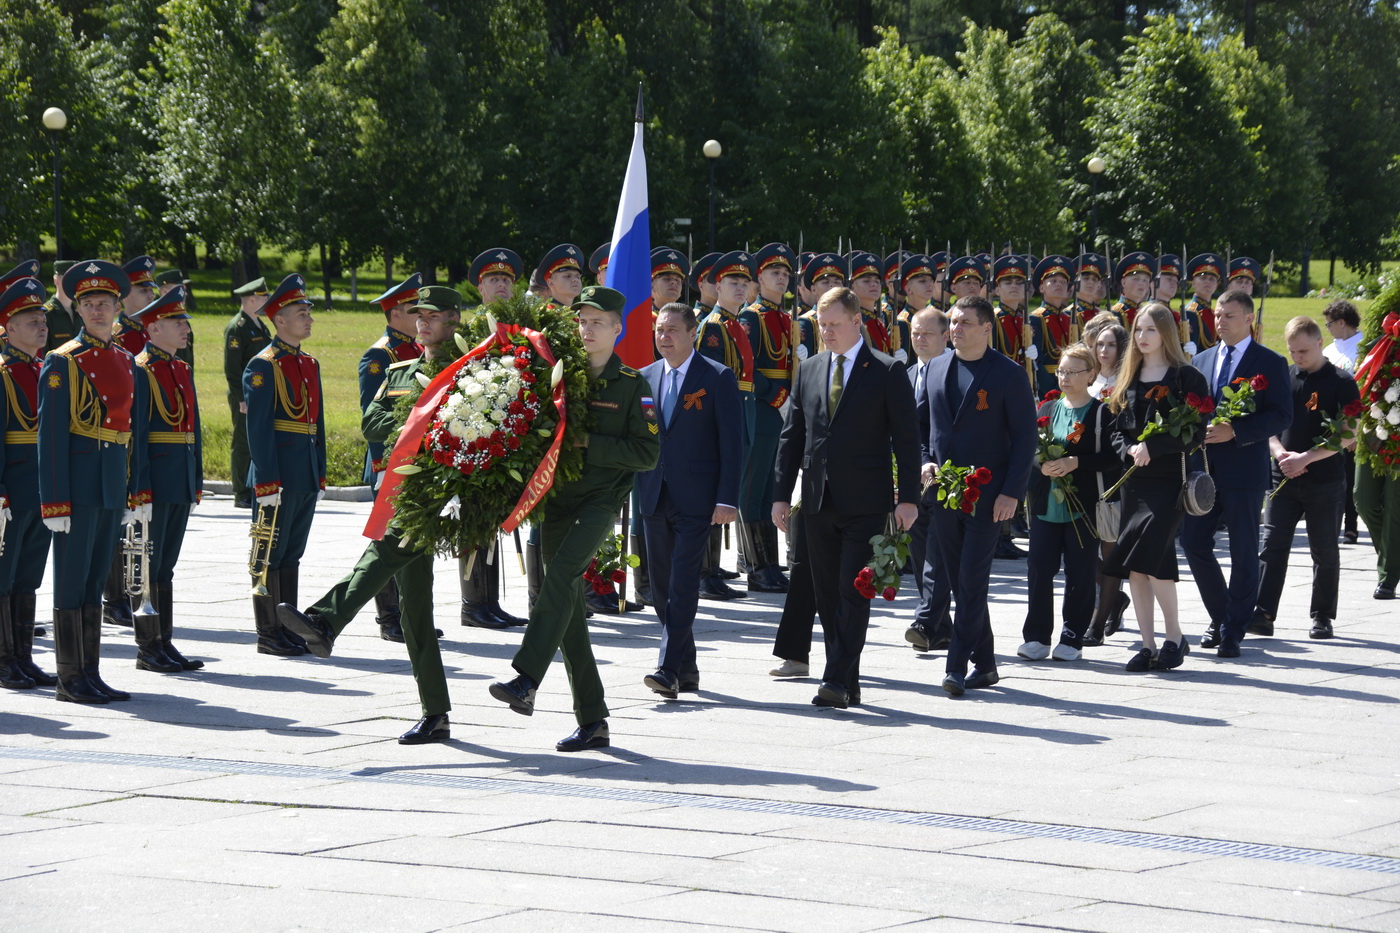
[4,745,1396,875]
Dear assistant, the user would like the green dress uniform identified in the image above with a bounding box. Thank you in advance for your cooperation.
[43,297,81,353]
[511,351,659,726]
[223,286,272,505]
[297,354,450,718]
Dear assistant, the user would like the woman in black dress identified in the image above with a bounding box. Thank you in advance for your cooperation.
[1102,303,1210,671]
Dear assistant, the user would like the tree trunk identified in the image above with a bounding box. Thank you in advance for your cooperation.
[1243,0,1257,48]
[232,238,260,290]
[384,244,394,290]
[1299,248,1311,296]
[1329,252,1336,287]
[319,243,332,308]
[325,242,342,279]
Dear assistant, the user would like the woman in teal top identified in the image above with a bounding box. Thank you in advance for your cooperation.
[1020,343,1118,661]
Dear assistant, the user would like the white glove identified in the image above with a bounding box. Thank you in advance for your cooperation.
[257,491,282,508]
[372,471,384,491]
[1025,344,1039,361]
[1183,341,1198,356]
[44,516,71,534]
[122,508,137,525]
[317,490,326,502]
[0,507,8,540]
[135,503,152,523]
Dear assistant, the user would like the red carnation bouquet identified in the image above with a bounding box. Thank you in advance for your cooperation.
[1101,385,1213,499]
[926,461,993,514]
[583,532,640,608]
[853,524,912,601]
[1212,373,1268,426]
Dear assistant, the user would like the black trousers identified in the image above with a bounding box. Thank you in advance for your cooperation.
[772,509,816,663]
[643,488,710,680]
[910,494,952,635]
[1022,513,1098,647]
[1257,476,1344,622]
[804,505,885,691]
[932,507,1001,676]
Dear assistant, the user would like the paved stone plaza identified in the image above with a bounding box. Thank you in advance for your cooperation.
[2,493,1398,931]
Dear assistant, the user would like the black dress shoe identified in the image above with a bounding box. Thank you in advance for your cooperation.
[488,606,528,627]
[679,679,700,693]
[847,689,862,707]
[1375,584,1396,600]
[379,617,406,642]
[812,681,848,709]
[56,676,109,704]
[930,634,952,651]
[1156,638,1185,670]
[1125,648,1156,672]
[746,572,787,594]
[993,539,1027,560]
[644,669,679,699]
[941,673,965,696]
[1310,619,1334,639]
[698,575,746,601]
[1246,613,1274,637]
[276,604,336,658]
[489,673,537,716]
[234,495,253,509]
[965,669,1000,689]
[716,567,740,580]
[1200,621,1222,649]
[398,713,450,745]
[1342,530,1359,545]
[1217,641,1241,658]
[460,603,509,629]
[557,720,609,752]
[634,586,653,606]
[905,625,931,651]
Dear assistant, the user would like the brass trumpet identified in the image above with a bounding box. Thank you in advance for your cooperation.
[122,518,158,620]
[248,498,281,596]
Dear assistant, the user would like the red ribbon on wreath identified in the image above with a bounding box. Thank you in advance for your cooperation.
[1355,312,1400,399]
[364,322,568,541]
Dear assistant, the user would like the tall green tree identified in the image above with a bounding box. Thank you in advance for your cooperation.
[1085,16,1253,254]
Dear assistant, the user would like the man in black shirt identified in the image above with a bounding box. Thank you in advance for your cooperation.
[1253,316,1361,640]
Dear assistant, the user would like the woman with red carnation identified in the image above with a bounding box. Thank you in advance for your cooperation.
[1020,343,1120,662]
[1102,303,1210,672]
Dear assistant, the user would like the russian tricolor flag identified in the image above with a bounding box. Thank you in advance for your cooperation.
[608,87,653,369]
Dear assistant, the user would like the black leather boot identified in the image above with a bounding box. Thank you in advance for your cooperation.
[524,539,542,612]
[254,571,303,656]
[483,555,527,626]
[744,522,786,593]
[81,605,130,700]
[134,610,181,673]
[374,575,405,642]
[12,594,56,686]
[278,566,310,653]
[0,597,36,689]
[461,550,507,629]
[700,526,745,600]
[157,583,203,670]
[102,551,134,626]
[53,608,106,703]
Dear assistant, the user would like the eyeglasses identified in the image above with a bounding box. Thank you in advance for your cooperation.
[1058,368,1092,377]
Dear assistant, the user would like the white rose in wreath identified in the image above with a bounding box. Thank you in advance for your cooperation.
[1386,384,1400,403]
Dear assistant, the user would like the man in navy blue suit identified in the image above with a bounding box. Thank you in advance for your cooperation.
[637,304,744,698]
[773,287,921,709]
[919,295,1037,696]
[1183,289,1293,658]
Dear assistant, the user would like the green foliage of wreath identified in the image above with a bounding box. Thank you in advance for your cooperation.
[386,295,592,557]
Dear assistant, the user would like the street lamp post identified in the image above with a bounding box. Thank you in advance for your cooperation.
[1087,156,1105,249]
[42,107,67,260]
[703,139,722,253]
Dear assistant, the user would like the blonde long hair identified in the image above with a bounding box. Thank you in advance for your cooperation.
[1108,301,1190,413]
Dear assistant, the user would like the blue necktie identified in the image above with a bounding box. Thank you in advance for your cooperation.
[1215,344,1234,397]
[662,368,680,427]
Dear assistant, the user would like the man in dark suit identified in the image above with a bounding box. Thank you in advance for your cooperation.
[637,304,744,698]
[919,295,1037,696]
[1183,289,1293,658]
[904,305,954,653]
[773,287,921,709]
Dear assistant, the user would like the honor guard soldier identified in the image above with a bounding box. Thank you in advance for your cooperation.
[537,244,585,314]
[460,248,528,630]
[1155,253,1183,307]
[1183,253,1223,354]
[737,242,796,594]
[898,254,937,321]
[690,252,721,320]
[881,249,911,323]
[356,273,423,643]
[487,286,660,752]
[0,261,40,306]
[651,247,689,315]
[40,260,149,703]
[113,256,157,355]
[278,286,472,745]
[794,251,816,314]
[589,243,611,286]
[1028,255,1077,398]
[128,286,204,672]
[947,255,987,303]
[244,274,325,657]
[224,277,272,509]
[1229,256,1261,297]
[695,250,758,600]
[44,260,80,351]
[1072,252,1109,328]
[849,250,904,360]
[0,277,57,690]
[1110,251,1154,328]
[991,254,1033,382]
[928,251,952,311]
[153,269,195,367]
[795,252,845,360]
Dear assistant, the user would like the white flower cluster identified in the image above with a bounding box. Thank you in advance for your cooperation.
[439,355,528,444]
[1370,383,1400,438]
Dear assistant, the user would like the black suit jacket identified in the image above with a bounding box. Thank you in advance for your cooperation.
[773,343,921,515]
